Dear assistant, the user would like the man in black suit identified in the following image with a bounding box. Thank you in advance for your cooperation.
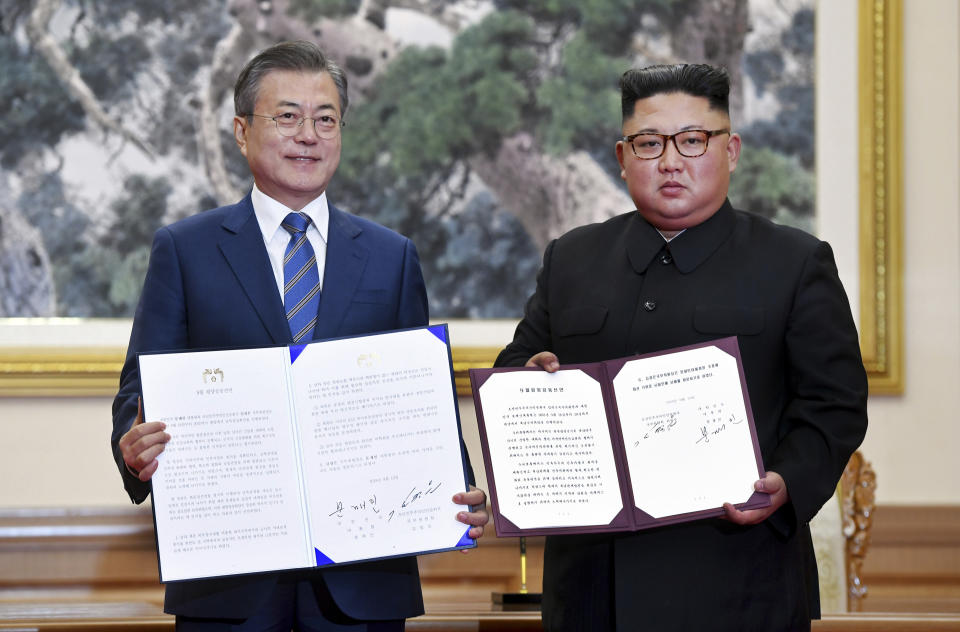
[112,41,488,631]
[496,63,868,631]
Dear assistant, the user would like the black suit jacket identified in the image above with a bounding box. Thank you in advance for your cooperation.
[111,194,434,620]
[496,201,868,631]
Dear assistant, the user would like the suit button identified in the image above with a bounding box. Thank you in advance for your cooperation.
[659,253,673,265]
[643,300,657,311]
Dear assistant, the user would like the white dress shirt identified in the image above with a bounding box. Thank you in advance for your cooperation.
[250,184,329,300]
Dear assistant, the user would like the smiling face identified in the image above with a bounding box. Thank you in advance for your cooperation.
[233,70,342,211]
[616,92,740,237]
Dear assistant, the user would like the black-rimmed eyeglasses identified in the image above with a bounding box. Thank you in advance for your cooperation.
[622,129,729,159]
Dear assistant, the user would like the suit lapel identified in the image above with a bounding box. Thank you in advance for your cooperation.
[218,195,291,344]
[314,205,368,340]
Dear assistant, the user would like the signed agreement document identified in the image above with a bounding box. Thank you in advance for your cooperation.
[139,325,474,583]
[469,337,770,537]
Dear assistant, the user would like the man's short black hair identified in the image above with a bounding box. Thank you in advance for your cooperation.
[620,64,730,121]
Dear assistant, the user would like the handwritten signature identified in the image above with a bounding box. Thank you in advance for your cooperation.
[696,423,722,444]
[636,414,678,444]
[328,494,380,518]
[328,480,443,522]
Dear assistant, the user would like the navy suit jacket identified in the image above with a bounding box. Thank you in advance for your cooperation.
[112,194,431,619]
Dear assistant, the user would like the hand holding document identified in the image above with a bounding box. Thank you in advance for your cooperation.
[139,325,474,582]
[470,337,770,536]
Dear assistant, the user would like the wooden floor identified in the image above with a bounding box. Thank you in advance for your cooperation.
[2,586,960,632]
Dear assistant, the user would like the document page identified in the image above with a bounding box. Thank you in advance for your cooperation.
[476,369,623,531]
[612,344,761,518]
[141,347,311,582]
[291,328,472,564]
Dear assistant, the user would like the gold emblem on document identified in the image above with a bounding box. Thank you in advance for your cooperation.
[357,353,379,368]
[202,368,224,383]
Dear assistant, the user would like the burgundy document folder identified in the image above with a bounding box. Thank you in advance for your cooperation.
[470,336,770,537]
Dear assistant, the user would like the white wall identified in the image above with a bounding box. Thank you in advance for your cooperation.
[856,0,960,504]
[819,0,960,504]
[0,397,125,507]
[0,0,958,508]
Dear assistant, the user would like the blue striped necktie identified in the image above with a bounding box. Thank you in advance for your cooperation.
[281,212,321,343]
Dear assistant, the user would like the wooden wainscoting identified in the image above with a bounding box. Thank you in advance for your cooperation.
[0,506,160,587]
[858,505,960,613]
[0,504,958,628]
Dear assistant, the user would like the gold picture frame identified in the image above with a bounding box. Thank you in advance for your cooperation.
[0,2,904,397]
[858,0,904,394]
[0,319,127,396]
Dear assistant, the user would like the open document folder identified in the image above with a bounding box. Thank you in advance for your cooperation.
[139,324,474,583]
[470,337,770,537]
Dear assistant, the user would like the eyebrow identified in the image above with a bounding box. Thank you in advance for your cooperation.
[633,124,707,134]
[275,100,339,113]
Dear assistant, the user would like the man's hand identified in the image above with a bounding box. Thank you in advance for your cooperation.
[117,398,170,482]
[454,486,490,543]
[525,351,559,372]
[722,471,789,525]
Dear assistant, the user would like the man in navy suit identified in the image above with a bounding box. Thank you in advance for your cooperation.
[112,40,488,631]
[496,64,867,631]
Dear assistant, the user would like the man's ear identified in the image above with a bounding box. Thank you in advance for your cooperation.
[726,133,742,174]
[615,140,628,180]
[233,116,249,157]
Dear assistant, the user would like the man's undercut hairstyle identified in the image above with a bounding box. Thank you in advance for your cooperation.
[234,40,349,118]
[620,63,730,122]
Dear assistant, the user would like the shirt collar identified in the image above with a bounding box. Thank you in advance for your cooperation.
[659,229,685,242]
[250,184,329,244]
[626,199,735,274]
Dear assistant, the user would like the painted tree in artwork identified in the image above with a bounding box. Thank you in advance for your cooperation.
[0,0,232,316]
[0,0,814,318]
[307,0,758,315]
[732,5,815,230]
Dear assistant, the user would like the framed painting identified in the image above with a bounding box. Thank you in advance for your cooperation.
[0,0,902,396]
